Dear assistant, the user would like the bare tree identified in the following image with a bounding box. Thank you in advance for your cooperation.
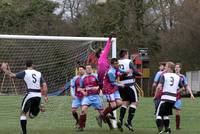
[56,0,97,22]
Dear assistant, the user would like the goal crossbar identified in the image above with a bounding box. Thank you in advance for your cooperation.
[0,35,117,58]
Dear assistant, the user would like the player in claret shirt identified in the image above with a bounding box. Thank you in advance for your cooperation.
[70,65,86,129]
[96,58,130,129]
[174,63,194,130]
[76,64,105,131]
[153,62,166,114]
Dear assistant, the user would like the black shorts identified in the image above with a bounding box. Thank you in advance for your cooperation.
[21,94,41,116]
[156,101,175,116]
[118,83,138,102]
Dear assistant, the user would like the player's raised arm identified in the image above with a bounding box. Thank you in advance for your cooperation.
[99,33,113,61]
[1,63,16,77]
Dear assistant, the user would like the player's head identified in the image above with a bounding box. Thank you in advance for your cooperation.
[159,62,166,71]
[165,61,175,72]
[111,58,119,69]
[119,49,129,59]
[78,65,85,75]
[86,64,93,74]
[175,63,182,74]
[26,60,33,68]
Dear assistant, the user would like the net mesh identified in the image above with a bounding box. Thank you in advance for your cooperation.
[0,36,117,129]
[0,37,105,94]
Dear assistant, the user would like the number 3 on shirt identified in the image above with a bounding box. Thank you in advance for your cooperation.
[170,76,174,86]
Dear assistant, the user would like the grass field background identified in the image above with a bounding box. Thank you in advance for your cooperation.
[0,96,199,134]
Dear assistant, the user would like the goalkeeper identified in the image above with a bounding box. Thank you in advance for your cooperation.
[96,33,113,89]
[1,60,48,134]
[96,33,116,119]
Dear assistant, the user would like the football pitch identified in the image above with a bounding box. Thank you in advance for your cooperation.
[0,96,199,134]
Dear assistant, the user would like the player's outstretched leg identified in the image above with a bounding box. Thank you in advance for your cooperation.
[96,106,113,127]
[29,99,41,119]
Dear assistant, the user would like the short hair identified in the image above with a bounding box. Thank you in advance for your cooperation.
[175,63,182,68]
[119,49,128,58]
[166,61,175,70]
[26,60,33,67]
[78,65,86,70]
[111,58,118,64]
[159,62,166,66]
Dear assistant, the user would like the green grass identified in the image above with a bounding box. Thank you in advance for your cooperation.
[0,96,199,134]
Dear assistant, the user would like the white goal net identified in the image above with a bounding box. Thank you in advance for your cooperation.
[0,34,117,129]
[0,35,116,95]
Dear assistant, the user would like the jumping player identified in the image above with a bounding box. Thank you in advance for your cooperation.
[96,58,128,128]
[96,33,116,119]
[96,33,113,89]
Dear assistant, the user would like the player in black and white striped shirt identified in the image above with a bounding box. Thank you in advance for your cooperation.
[117,49,142,132]
[155,62,183,134]
[2,60,48,134]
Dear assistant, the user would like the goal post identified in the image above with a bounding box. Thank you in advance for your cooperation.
[0,34,118,128]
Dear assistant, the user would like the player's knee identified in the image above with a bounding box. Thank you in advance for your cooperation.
[72,108,77,113]
[110,102,117,108]
[116,100,122,107]
[131,102,138,107]
[130,104,137,109]
[121,104,128,109]
[163,116,169,120]
[176,110,180,115]
[21,111,26,116]
[130,102,139,107]
[80,110,86,115]
[122,101,129,107]
[156,116,162,120]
